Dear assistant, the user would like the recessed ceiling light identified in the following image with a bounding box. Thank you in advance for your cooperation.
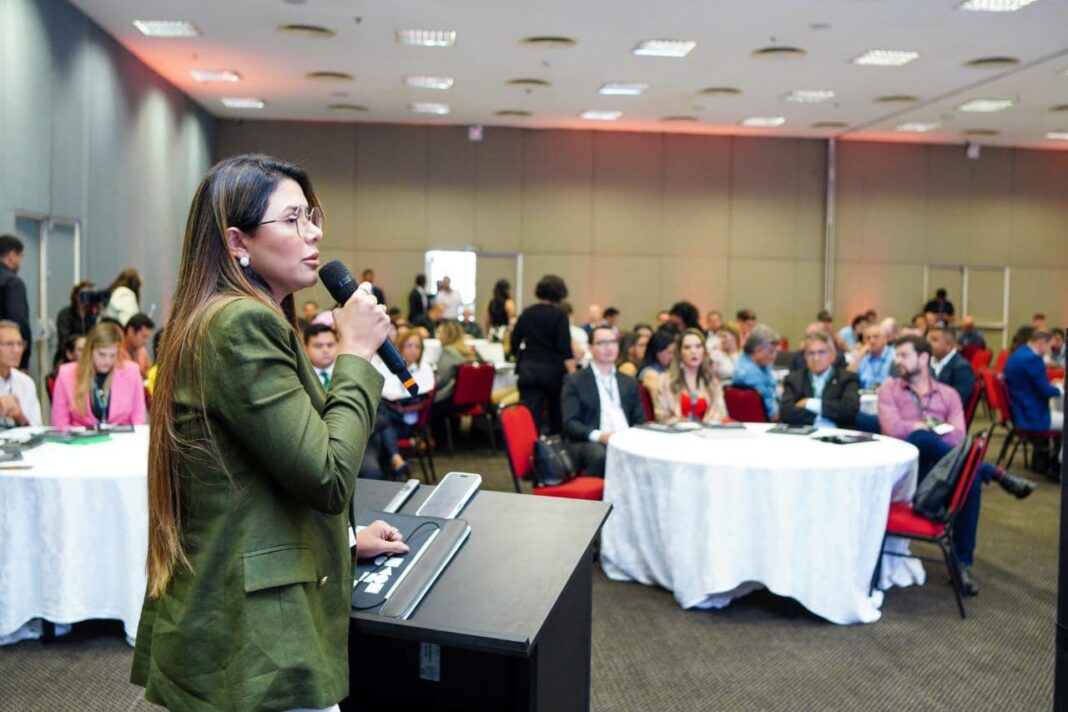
[875,95,919,104]
[964,129,1000,136]
[740,116,785,127]
[306,71,354,82]
[506,78,551,89]
[958,98,1014,112]
[852,49,919,66]
[190,69,240,82]
[495,109,532,117]
[276,24,335,38]
[812,121,849,129]
[396,29,457,47]
[958,0,1037,11]
[405,75,454,90]
[784,89,835,103]
[600,82,648,96]
[410,101,450,115]
[221,97,265,109]
[699,87,742,96]
[633,40,696,58]
[133,20,200,37]
[752,46,807,60]
[662,115,698,122]
[328,104,367,112]
[1046,131,1068,140]
[896,121,940,132]
[966,56,1020,68]
[520,36,577,49]
[580,110,622,121]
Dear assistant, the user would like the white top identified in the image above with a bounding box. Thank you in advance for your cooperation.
[102,286,140,327]
[313,363,334,388]
[434,289,463,320]
[570,325,591,367]
[0,368,42,427]
[589,367,630,442]
[930,349,957,378]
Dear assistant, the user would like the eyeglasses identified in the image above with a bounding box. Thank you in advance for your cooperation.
[257,205,322,239]
[804,350,831,358]
[593,340,617,347]
[0,340,25,349]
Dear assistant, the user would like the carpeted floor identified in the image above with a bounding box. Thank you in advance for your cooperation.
[0,424,1058,711]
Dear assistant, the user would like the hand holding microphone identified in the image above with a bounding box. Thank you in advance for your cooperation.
[320,260,420,395]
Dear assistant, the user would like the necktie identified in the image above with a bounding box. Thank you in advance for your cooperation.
[320,371,330,388]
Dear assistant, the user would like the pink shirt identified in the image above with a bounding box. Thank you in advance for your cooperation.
[877,376,965,446]
[51,360,147,428]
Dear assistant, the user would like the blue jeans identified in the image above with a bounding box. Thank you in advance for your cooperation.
[852,412,881,434]
[905,430,991,567]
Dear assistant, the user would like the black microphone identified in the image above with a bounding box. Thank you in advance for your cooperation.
[319,260,419,396]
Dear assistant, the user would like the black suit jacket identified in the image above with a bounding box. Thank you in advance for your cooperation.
[933,351,975,409]
[561,367,647,443]
[407,287,427,321]
[0,264,31,368]
[780,366,860,427]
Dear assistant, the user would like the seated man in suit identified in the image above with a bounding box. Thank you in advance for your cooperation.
[1004,327,1063,433]
[561,325,646,476]
[788,322,847,372]
[928,326,976,411]
[780,330,862,430]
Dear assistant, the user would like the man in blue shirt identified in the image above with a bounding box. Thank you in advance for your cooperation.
[850,323,895,390]
[1004,328,1063,433]
[732,324,781,420]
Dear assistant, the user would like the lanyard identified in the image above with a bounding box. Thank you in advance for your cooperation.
[92,376,111,424]
[905,384,935,418]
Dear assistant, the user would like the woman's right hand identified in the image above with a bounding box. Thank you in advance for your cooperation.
[333,282,391,362]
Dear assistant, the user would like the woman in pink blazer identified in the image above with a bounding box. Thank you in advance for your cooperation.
[52,322,147,428]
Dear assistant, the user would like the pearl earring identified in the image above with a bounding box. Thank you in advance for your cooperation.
[239,256,250,268]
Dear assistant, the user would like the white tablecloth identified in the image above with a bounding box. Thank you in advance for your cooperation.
[601,424,922,624]
[0,427,148,645]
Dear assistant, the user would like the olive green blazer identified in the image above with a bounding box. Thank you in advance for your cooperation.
[131,298,383,711]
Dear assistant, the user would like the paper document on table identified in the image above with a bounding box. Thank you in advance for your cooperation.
[693,427,759,439]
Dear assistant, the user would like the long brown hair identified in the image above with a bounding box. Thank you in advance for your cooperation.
[147,154,320,597]
[73,322,123,418]
[437,320,476,360]
[667,328,717,395]
[108,268,143,301]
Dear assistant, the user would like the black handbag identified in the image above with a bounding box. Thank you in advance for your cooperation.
[912,436,972,522]
[530,434,575,487]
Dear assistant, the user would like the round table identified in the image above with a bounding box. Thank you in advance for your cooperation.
[0,427,148,645]
[860,392,879,416]
[601,423,922,624]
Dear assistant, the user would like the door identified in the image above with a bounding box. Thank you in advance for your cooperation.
[43,219,80,370]
[12,216,43,382]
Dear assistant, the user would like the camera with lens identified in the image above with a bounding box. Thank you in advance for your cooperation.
[78,288,110,309]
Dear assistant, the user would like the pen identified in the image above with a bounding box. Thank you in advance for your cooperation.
[0,464,32,470]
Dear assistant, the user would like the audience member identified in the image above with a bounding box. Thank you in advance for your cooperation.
[1033,313,1048,331]
[732,324,781,420]
[561,325,647,476]
[303,323,338,389]
[461,307,484,338]
[837,313,868,351]
[817,309,835,332]
[372,328,438,476]
[49,334,88,401]
[411,302,443,335]
[639,328,676,393]
[0,235,31,369]
[485,278,515,343]
[511,276,572,433]
[52,321,146,428]
[617,330,649,378]
[582,305,602,338]
[735,308,758,345]
[668,301,701,332]
[434,275,462,320]
[653,328,726,424]
[0,319,41,426]
[434,320,479,404]
[54,281,99,369]
[791,322,847,372]
[705,310,724,338]
[958,315,987,351]
[561,301,591,367]
[1004,328,1063,433]
[923,287,955,324]
[301,300,319,322]
[1047,328,1066,369]
[780,330,863,430]
[880,317,900,343]
[877,335,1034,596]
[123,313,155,378]
[408,273,430,323]
[928,327,976,410]
[632,323,654,341]
[655,310,671,326]
[602,306,622,335]
[709,321,742,381]
[387,307,408,330]
[361,268,385,305]
[849,323,895,390]
[102,268,143,327]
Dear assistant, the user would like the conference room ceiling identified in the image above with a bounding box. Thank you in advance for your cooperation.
[70,0,1068,149]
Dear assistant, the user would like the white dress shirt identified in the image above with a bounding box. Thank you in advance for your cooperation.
[589,367,630,443]
[930,349,957,378]
[0,368,42,427]
[802,367,837,429]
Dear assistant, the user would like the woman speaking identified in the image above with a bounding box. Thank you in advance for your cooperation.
[131,154,407,711]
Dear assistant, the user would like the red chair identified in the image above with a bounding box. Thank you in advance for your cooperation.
[960,343,981,365]
[639,384,655,422]
[723,386,768,422]
[875,433,988,618]
[992,350,1009,374]
[992,374,1061,470]
[444,362,496,455]
[963,380,983,433]
[395,392,437,483]
[1048,367,1065,382]
[499,404,604,500]
[968,348,992,375]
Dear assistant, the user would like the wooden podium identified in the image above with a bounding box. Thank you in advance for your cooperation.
[343,479,610,711]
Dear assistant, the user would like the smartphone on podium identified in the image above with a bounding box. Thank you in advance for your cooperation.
[415,472,482,519]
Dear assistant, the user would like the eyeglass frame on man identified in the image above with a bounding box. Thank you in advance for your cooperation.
[256,205,322,238]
